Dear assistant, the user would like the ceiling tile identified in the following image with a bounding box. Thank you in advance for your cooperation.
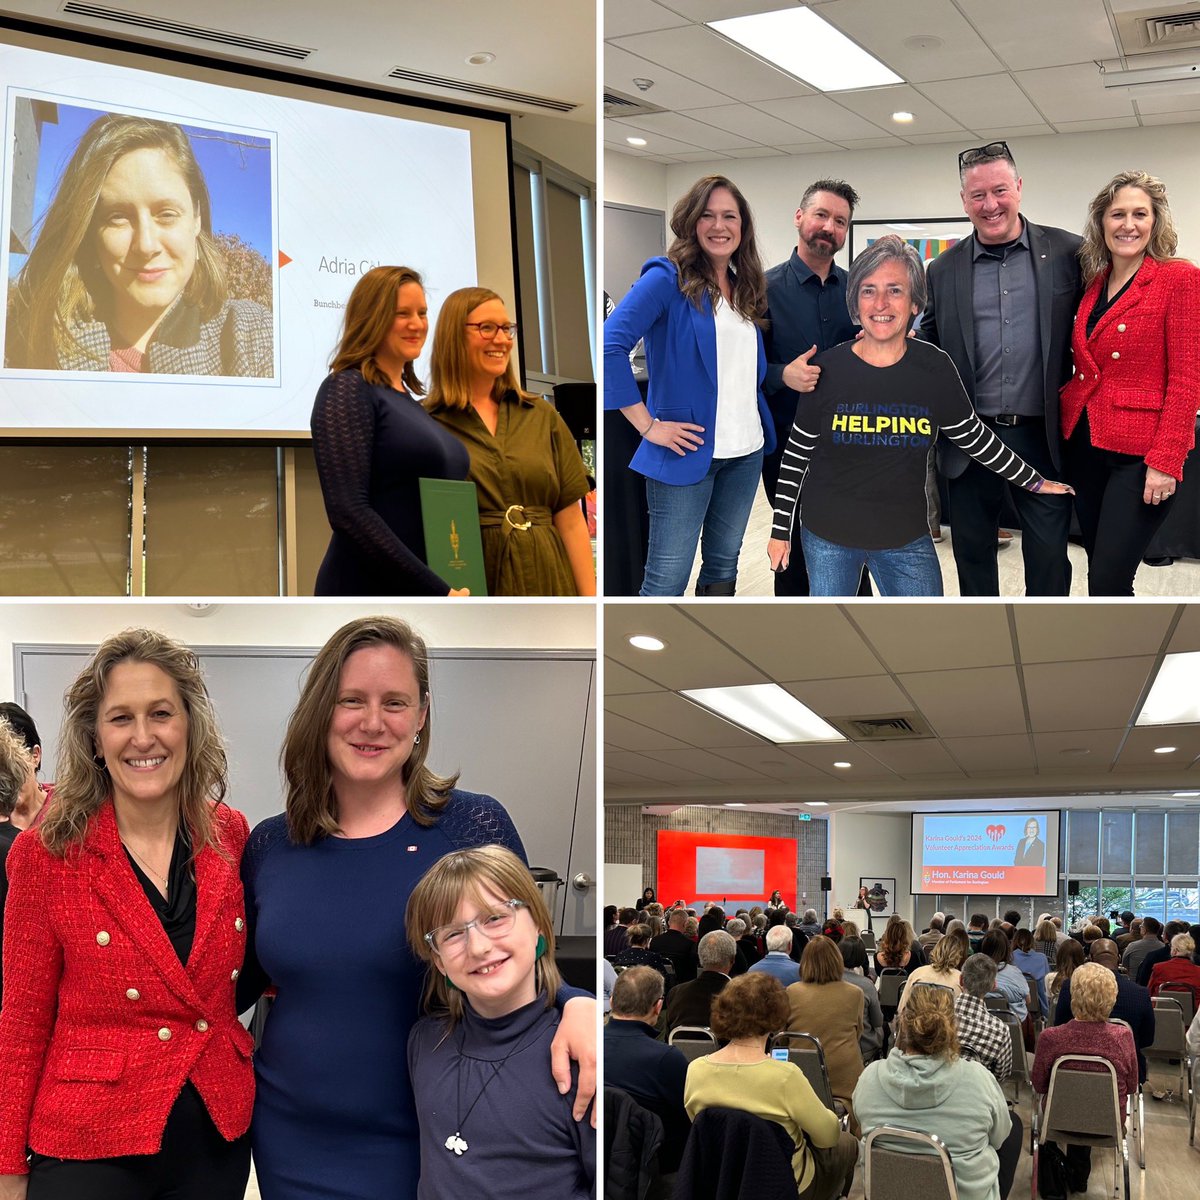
[1032,728,1125,770]
[849,605,1015,673]
[774,140,846,155]
[1014,604,1175,663]
[605,0,691,38]
[604,750,715,784]
[973,124,1056,140]
[861,739,965,777]
[726,146,787,157]
[836,137,910,149]
[1117,725,1200,767]
[786,674,910,720]
[680,103,815,143]
[898,665,1027,737]
[1134,96,1200,116]
[1023,656,1157,732]
[919,74,1045,130]
[694,604,885,680]
[956,0,1121,71]
[612,26,815,103]
[607,691,766,748]
[605,43,734,110]
[605,125,709,156]
[818,0,1004,83]
[657,0,788,19]
[618,110,760,150]
[1167,607,1200,652]
[943,734,1036,772]
[603,659,661,696]
[711,746,831,781]
[905,131,980,145]
[604,766,663,786]
[1015,63,1134,123]
[1139,111,1200,127]
[833,84,965,134]
[786,744,897,779]
[651,748,775,781]
[755,95,894,140]
[1054,117,1140,133]
[603,711,692,753]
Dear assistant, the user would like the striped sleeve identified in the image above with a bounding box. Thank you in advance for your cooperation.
[941,414,1044,490]
[771,418,821,539]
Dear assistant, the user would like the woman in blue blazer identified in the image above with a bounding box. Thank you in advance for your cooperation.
[604,175,774,596]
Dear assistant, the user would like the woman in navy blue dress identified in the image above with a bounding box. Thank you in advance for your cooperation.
[311,266,473,596]
[239,616,595,1199]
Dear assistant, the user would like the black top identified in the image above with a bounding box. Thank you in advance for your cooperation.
[311,368,470,596]
[1086,270,1137,337]
[123,826,196,965]
[0,821,20,1004]
[771,340,1044,550]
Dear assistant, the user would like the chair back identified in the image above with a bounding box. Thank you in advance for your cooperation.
[860,929,877,951]
[1147,997,1187,1057]
[769,1030,839,1113]
[876,969,905,1009]
[864,1124,958,1200]
[1157,983,1196,1027]
[1039,1055,1124,1147]
[667,1025,718,1062]
[983,992,1009,1013]
[1024,972,1040,1015]
[994,1009,1029,1087]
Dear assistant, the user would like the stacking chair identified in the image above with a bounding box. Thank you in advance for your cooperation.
[1146,995,1192,1100]
[863,1124,958,1200]
[1158,982,1196,1027]
[984,992,1010,1014]
[1031,1055,1130,1200]
[667,1026,718,1063]
[876,968,906,1012]
[994,1009,1030,1105]
[769,1030,849,1127]
[1024,973,1044,1031]
[860,929,877,951]
[1106,1018,1144,1170]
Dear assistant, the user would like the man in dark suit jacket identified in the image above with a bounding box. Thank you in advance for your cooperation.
[663,930,736,1034]
[921,141,1082,596]
[605,967,691,1170]
[651,909,700,985]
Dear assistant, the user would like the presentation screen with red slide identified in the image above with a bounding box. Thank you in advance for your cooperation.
[657,830,798,910]
[911,811,1061,896]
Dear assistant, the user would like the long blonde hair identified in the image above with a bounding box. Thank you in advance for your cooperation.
[329,265,425,393]
[1079,169,1181,283]
[40,629,229,857]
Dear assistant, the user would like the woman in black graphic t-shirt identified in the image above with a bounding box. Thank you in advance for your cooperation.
[767,236,1073,596]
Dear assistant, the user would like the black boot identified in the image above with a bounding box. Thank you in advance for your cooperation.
[694,579,736,597]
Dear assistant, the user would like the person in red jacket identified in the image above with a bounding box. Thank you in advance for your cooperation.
[0,630,253,1200]
[1060,169,1200,595]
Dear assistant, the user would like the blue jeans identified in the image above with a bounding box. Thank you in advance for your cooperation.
[801,526,944,596]
[641,450,763,596]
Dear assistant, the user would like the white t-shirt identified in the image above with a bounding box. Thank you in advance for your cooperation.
[712,297,764,459]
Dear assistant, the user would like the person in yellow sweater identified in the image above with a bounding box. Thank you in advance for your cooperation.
[684,971,857,1199]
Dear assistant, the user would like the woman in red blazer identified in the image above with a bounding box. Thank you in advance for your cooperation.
[0,630,253,1200]
[1061,169,1200,594]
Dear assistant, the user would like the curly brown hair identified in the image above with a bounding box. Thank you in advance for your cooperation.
[1079,169,1182,284]
[709,971,789,1040]
[667,175,766,327]
[898,983,960,1060]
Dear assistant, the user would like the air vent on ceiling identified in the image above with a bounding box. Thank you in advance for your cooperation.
[604,89,665,119]
[62,2,314,59]
[387,68,576,113]
[833,712,934,741]
[1115,7,1200,55]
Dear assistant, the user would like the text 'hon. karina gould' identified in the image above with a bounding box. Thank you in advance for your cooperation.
[930,869,1010,881]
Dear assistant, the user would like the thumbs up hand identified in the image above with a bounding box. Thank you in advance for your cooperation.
[782,345,821,393]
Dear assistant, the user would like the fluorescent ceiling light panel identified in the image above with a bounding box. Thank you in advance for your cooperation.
[1135,650,1200,726]
[680,683,845,744]
[707,7,902,93]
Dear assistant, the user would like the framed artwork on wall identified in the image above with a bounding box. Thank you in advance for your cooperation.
[848,218,974,263]
[858,877,896,917]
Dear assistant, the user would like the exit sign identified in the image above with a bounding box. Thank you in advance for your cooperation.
[798,813,812,821]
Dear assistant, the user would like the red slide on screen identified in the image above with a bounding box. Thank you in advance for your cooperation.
[658,830,799,910]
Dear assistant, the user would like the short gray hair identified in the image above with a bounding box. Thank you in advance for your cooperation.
[766,925,793,952]
[726,918,747,939]
[803,909,818,924]
[846,234,926,324]
[698,929,737,969]
[960,952,997,998]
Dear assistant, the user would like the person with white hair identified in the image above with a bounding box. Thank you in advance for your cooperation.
[747,924,802,987]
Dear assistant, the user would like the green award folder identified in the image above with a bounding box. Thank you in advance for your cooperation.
[419,478,488,596]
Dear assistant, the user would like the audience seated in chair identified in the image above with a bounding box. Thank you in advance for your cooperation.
[747,923,802,988]
[683,971,858,1200]
[604,966,691,1174]
[650,906,699,985]
[1146,931,1200,1000]
[839,936,886,1063]
[953,953,1013,1084]
[664,929,736,1035]
[612,922,676,984]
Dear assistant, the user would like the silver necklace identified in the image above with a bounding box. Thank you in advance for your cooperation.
[123,840,170,889]
[445,1015,545,1156]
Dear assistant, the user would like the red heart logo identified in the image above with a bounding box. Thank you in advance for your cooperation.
[986,824,1006,841]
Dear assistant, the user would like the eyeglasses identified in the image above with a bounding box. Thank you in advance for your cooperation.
[958,140,1014,171]
[464,322,518,340]
[425,898,526,956]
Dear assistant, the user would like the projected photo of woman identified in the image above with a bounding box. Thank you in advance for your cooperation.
[1013,818,1045,866]
[5,106,274,376]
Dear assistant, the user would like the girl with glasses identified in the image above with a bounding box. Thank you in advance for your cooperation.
[405,845,594,1198]
[425,288,595,596]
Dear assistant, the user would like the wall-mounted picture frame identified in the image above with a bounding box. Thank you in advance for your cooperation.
[848,218,975,264]
[859,876,896,916]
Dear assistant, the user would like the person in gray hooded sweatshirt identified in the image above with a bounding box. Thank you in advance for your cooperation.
[852,984,1022,1200]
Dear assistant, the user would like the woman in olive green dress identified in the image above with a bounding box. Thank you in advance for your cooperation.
[425,287,595,596]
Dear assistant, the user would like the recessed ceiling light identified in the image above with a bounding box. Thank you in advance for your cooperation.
[725,802,746,807]
[466,52,495,66]
[628,634,664,650]
[892,111,915,123]
[1174,791,1200,797]
[679,683,846,744]
[707,8,902,93]
[807,801,829,807]
[1136,650,1200,725]
[625,136,648,147]
[833,761,852,769]
[1155,746,1178,754]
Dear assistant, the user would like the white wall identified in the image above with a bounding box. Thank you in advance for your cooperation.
[604,863,644,913]
[0,601,595,699]
[605,122,1200,270]
[828,810,913,925]
[513,113,596,184]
